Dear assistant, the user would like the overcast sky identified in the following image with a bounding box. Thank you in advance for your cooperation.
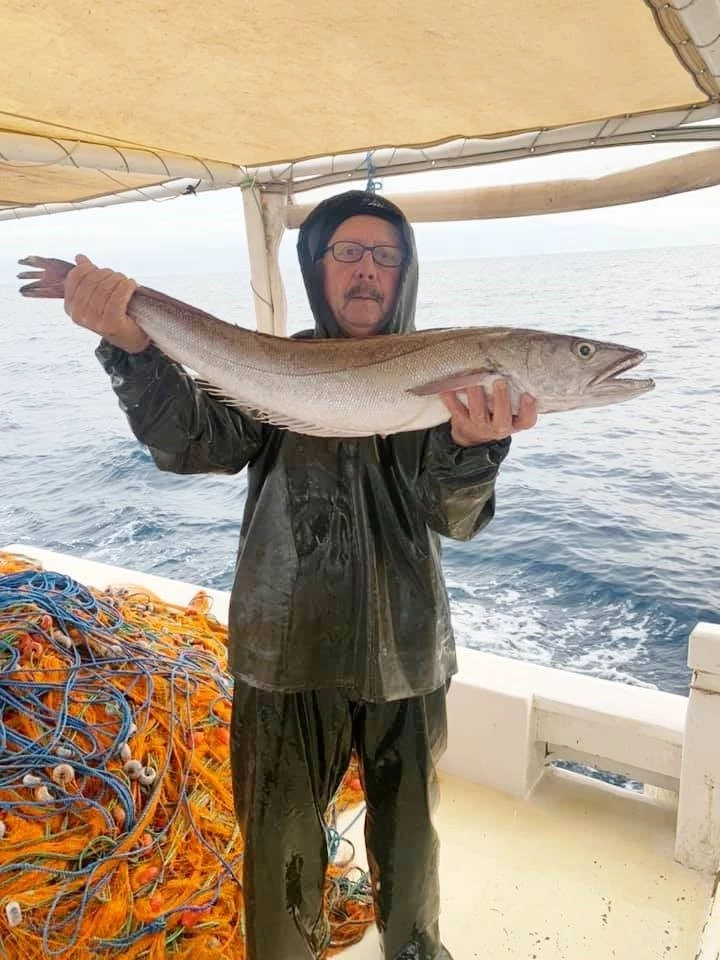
[2,141,720,283]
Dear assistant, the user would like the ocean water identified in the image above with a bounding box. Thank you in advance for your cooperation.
[1,245,718,696]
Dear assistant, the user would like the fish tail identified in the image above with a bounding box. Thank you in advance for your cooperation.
[17,256,75,298]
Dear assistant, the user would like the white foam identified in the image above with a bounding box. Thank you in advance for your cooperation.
[447,578,656,689]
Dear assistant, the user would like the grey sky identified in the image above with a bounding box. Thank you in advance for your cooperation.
[2,142,720,283]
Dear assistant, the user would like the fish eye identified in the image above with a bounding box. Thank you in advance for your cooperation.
[575,341,596,360]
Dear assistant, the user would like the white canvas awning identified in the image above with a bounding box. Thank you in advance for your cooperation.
[3,0,720,219]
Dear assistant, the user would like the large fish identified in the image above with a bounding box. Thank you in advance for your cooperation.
[18,256,654,438]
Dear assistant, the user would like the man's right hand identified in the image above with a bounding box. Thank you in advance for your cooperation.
[64,254,150,354]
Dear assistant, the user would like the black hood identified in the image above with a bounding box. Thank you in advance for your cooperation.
[296,190,419,339]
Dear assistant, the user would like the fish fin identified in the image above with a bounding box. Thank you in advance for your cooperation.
[407,369,497,397]
[191,376,370,438]
[192,377,237,405]
[192,377,270,419]
[17,255,75,298]
[251,410,371,437]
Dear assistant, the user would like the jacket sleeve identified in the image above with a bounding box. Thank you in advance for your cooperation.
[414,421,511,541]
[95,340,268,474]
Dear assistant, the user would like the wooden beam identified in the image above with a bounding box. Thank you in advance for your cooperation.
[284,147,720,227]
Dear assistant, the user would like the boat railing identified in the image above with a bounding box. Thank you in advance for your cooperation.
[441,621,720,875]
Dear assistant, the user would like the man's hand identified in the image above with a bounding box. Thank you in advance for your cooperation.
[441,380,538,447]
[64,254,149,354]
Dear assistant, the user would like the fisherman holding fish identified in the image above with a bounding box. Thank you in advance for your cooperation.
[49,191,539,959]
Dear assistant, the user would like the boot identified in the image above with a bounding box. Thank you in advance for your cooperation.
[393,933,454,959]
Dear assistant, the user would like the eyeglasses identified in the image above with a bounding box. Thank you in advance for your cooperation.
[322,241,405,267]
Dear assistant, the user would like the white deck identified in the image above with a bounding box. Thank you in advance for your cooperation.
[1,544,715,958]
[342,771,710,959]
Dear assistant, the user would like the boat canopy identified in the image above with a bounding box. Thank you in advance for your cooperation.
[3,0,720,220]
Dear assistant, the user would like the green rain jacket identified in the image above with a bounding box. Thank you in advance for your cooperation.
[95,191,510,702]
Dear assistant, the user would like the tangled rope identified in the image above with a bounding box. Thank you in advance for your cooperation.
[0,551,372,958]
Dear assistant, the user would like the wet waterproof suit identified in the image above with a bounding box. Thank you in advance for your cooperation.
[95,191,511,959]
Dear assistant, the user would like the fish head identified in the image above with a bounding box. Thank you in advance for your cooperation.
[491,331,655,413]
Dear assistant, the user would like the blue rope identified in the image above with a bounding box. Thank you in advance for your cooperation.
[364,151,382,193]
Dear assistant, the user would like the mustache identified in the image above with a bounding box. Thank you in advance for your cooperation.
[345,284,383,302]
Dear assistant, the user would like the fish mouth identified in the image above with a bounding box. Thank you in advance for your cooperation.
[589,351,655,394]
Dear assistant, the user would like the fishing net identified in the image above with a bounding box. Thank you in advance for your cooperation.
[0,551,373,959]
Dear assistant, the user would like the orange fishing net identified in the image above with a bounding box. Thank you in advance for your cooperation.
[0,551,373,959]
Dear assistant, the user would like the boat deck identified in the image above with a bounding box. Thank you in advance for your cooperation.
[1,544,713,959]
[342,769,710,959]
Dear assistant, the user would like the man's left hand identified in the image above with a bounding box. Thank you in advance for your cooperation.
[441,380,538,447]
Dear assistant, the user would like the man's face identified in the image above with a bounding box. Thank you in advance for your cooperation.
[321,215,403,338]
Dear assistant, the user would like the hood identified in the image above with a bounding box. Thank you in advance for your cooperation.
[296,189,419,339]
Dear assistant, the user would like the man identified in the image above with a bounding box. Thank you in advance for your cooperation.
[64,190,537,959]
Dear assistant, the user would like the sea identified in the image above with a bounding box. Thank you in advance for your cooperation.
[1,244,718,697]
